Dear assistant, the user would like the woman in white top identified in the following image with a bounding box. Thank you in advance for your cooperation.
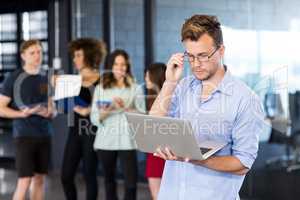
[90,49,145,200]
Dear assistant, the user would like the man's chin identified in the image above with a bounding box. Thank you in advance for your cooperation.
[194,73,209,81]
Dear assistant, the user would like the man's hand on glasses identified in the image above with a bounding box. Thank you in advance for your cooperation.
[166,53,185,83]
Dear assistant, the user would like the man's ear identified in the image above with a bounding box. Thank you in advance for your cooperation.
[20,53,25,62]
[219,45,225,58]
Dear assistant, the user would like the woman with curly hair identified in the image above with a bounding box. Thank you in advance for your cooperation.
[61,38,106,200]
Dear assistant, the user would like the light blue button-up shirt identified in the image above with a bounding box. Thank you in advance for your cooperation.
[158,68,265,200]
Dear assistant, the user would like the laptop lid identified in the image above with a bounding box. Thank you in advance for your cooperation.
[126,112,225,160]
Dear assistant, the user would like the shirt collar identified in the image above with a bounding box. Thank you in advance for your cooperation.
[216,68,234,96]
[189,65,234,96]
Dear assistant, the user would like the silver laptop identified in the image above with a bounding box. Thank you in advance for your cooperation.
[125,112,227,160]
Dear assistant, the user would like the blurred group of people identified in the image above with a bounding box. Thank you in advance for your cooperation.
[0,37,166,200]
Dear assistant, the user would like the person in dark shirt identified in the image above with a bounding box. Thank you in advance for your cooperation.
[0,39,55,200]
[60,38,106,200]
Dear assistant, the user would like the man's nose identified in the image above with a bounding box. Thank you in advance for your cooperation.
[192,60,204,68]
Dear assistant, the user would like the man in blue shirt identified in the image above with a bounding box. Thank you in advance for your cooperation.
[149,15,265,200]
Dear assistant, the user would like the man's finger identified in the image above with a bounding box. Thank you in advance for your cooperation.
[153,152,164,160]
[156,148,168,160]
[165,147,177,160]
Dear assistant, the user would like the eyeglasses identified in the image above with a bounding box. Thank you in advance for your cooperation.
[183,46,220,63]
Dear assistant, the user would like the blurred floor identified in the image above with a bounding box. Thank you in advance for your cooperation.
[0,169,152,200]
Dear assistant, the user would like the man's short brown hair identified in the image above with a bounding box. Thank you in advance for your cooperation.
[20,39,42,53]
[69,38,107,69]
[181,15,223,47]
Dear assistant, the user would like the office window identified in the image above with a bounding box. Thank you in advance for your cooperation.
[22,11,48,40]
[0,14,17,41]
[0,14,18,71]
[0,10,49,86]
[0,43,17,70]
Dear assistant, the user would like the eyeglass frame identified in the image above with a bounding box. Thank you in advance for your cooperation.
[183,45,221,63]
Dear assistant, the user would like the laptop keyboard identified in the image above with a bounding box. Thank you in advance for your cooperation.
[200,147,212,154]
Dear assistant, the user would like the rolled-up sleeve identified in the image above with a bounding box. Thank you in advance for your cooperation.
[90,85,102,127]
[167,84,181,118]
[231,94,265,169]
